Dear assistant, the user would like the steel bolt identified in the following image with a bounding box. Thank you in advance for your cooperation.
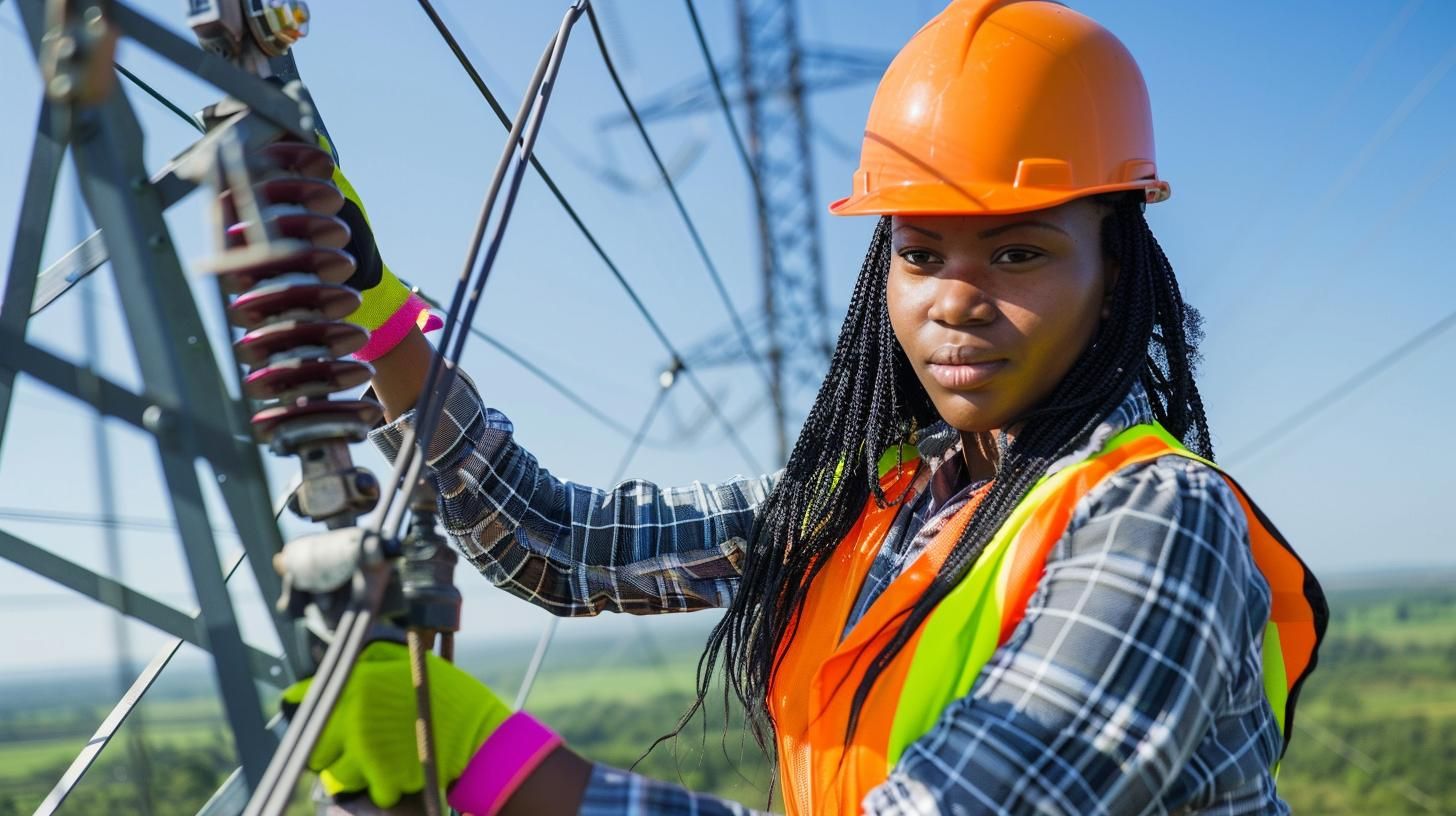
[142,405,169,434]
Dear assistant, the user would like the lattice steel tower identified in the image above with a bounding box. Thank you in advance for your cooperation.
[735,0,832,461]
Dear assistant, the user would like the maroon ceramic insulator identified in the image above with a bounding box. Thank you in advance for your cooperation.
[258,141,335,179]
[228,279,361,328]
[234,319,368,367]
[251,398,383,439]
[227,206,350,250]
[212,245,355,293]
[244,358,373,401]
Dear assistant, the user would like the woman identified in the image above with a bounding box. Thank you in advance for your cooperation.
[292,1,1328,813]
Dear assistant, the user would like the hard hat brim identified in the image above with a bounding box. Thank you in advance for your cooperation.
[829,179,1171,217]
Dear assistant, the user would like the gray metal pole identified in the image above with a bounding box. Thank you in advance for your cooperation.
[76,188,157,814]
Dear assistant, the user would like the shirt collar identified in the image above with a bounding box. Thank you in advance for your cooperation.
[908,379,1156,508]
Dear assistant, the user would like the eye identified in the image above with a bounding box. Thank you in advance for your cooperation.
[992,247,1044,265]
[898,248,943,267]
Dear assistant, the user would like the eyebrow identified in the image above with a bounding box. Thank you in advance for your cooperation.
[977,220,1070,240]
[893,220,1069,241]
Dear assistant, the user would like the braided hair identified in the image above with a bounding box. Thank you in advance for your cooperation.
[666,192,1212,776]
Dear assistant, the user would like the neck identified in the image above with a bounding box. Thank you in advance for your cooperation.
[958,428,1010,482]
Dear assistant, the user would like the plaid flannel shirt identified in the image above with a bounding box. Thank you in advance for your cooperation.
[372,371,1288,815]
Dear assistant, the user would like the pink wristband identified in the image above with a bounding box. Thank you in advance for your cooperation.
[352,292,444,362]
[447,712,563,816]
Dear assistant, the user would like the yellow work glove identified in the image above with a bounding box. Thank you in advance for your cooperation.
[280,641,511,808]
[324,136,443,361]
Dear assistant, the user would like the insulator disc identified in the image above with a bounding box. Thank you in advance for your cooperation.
[234,319,367,367]
[259,141,335,179]
[214,246,355,293]
[244,358,373,400]
[222,177,342,216]
[230,280,361,328]
[252,398,383,440]
[227,207,349,250]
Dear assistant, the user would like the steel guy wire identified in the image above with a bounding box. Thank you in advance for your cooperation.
[412,288,673,445]
[245,23,597,810]
[245,8,599,805]
[415,0,766,475]
[1208,30,1456,329]
[583,4,776,395]
[250,11,596,804]
[1215,139,1456,391]
[0,506,241,536]
[1301,721,1443,815]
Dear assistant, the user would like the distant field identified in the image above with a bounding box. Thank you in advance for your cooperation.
[2,573,1453,815]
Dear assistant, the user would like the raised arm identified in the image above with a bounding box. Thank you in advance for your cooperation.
[369,328,780,616]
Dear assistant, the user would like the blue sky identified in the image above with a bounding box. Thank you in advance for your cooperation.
[1,0,1454,675]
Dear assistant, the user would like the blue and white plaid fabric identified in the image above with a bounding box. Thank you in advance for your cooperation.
[373,372,1289,815]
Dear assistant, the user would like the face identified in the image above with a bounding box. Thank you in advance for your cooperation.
[886,198,1115,435]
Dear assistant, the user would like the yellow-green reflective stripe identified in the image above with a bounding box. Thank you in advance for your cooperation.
[878,444,920,479]
[800,445,922,537]
[885,446,1100,766]
[884,421,1293,777]
[1262,622,1287,735]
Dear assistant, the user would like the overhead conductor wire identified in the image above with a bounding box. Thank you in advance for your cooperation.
[1223,304,1456,467]
[681,0,774,253]
[583,4,775,394]
[414,0,765,476]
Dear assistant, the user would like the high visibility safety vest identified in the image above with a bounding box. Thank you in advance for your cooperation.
[769,422,1327,816]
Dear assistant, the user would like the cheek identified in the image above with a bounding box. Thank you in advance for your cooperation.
[1004,274,1104,378]
[884,268,922,350]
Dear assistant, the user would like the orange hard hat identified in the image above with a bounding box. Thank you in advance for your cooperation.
[830,0,1171,217]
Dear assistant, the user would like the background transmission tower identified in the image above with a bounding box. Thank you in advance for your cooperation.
[736,0,832,461]
[628,1,888,463]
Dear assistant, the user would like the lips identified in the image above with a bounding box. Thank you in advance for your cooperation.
[925,346,1007,390]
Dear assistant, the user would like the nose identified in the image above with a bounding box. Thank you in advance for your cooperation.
[926,269,997,327]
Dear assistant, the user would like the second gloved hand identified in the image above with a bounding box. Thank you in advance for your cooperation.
[281,641,511,808]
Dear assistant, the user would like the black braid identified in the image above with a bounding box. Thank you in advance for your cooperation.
[645,194,1212,793]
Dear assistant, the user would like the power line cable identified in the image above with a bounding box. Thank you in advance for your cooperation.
[414,0,765,475]
[583,4,775,394]
[680,0,773,235]
[0,506,240,537]
[1224,304,1456,467]
[514,378,674,709]
[412,289,671,444]
[1209,33,1456,327]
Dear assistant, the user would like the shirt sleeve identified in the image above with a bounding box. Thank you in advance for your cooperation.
[369,368,780,616]
[578,764,773,816]
[862,455,1278,815]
